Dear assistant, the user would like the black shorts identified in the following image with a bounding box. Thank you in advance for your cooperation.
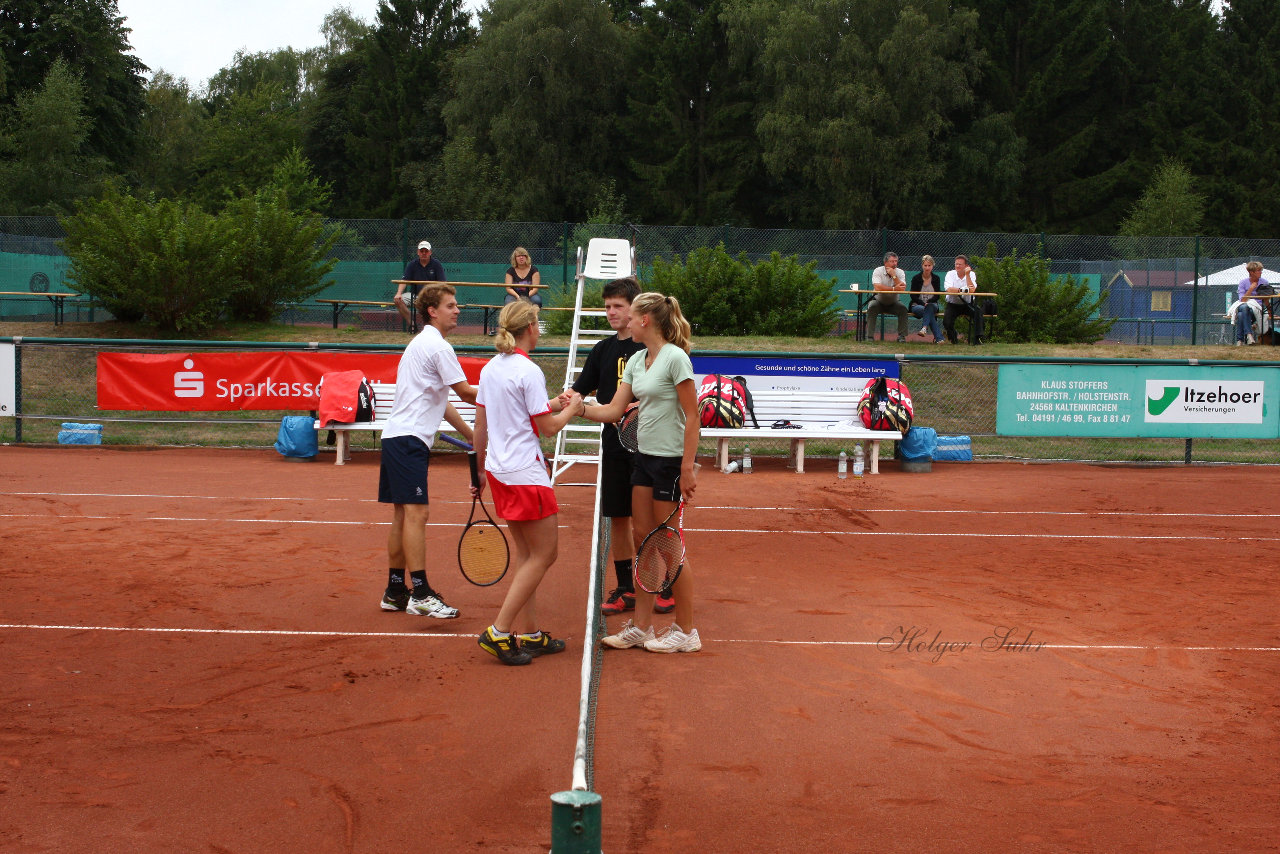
[631,453,683,503]
[600,448,634,518]
[378,435,430,504]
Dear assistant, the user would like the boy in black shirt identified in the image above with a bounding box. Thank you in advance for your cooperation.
[568,277,674,616]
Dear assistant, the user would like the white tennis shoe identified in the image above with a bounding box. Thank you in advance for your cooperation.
[601,620,654,649]
[406,594,458,619]
[642,624,701,653]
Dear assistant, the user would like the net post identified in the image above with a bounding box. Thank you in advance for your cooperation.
[549,790,602,854]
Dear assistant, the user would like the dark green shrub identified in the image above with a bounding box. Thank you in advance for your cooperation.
[650,243,839,336]
[974,248,1114,344]
[222,188,338,322]
[62,188,233,333]
[61,185,338,333]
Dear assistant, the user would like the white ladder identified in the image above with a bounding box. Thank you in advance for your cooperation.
[551,238,636,484]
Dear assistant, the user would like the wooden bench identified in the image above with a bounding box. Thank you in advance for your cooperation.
[316,299,398,329]
[699,389,901,474]
[314,381,475,465]
[0,291,79,325]
[840,288,996,344]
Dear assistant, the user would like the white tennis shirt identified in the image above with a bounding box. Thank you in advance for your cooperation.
[382,324,467,445]
[476,349,552,486]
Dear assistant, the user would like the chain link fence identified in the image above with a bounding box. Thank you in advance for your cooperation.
[4,217,1280,343]
[3,340,1275,466]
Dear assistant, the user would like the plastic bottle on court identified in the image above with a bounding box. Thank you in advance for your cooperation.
[724,460,741,473]
[837,450,848,479]
[742,446,753,474]
[852,443,865,478]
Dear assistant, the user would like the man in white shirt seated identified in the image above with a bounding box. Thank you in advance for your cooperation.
[943,254,984,345]
[868,251,909,342]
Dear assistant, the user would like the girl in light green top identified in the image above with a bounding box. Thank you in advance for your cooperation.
[576,292,702,653]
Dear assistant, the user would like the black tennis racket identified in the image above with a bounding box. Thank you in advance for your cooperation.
[617,405,640,453]
[633,480,685,594]
[457,447,510,587]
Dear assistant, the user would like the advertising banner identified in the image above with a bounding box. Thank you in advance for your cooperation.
[997,364,1279,439]
[0,343,14,415]
[97,351,486,412]
[689,356,896,393]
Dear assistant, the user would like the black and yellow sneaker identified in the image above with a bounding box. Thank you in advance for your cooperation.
[478,626,533,666]
[518,631,566,658]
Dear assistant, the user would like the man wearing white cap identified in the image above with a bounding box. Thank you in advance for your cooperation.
[395,240,446,328]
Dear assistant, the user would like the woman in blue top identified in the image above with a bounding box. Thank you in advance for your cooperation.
[577,292,702,653]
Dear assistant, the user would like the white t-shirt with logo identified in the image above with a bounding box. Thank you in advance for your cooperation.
[382,324,467,445]
[476,350,552,486]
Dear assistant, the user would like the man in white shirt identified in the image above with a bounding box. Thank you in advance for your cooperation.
[943,254,985,345]
[868,252,909,342]
[378,284,477,618]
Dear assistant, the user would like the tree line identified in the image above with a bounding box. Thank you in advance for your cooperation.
[2,0,1276,237]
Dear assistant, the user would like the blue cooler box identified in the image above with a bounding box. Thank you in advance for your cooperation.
[58,422,103,445]
[933,435,972,462]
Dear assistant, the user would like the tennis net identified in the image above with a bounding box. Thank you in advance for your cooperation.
[570,459,609,792]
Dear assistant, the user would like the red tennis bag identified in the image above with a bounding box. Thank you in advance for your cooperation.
[697,374,758,428]
[317,370,375,426]
[857,377,913,431]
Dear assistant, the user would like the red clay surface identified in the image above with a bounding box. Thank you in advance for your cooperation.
[1,445,1276,853]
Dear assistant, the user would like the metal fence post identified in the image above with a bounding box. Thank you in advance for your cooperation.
[1191,235,1201,345]
[563,222,571,288]
[13,337,21,443]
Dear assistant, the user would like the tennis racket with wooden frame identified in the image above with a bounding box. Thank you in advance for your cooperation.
[453,442,510,586]
[633,479,686,594]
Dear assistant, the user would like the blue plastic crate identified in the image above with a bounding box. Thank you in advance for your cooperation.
[933,435,972,462]
[58,422,103,445]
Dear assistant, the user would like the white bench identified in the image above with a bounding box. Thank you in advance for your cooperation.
[315,381,475,465]
[699,389,901,474]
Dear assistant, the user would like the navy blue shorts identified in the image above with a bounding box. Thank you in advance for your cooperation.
[631,453,683,503]
[378,435,430,504]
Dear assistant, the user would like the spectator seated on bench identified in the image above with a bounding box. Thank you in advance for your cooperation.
[315,381,475,465]
[698,388,902,474]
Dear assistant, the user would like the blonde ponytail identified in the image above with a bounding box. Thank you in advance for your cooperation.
[631,291,692,353]
[495,299,539,354]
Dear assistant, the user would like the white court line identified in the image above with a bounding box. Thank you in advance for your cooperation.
[2,512,1278,541]
[0,491,502,508]
[0,492,1249,519]
[0,623,1275,652]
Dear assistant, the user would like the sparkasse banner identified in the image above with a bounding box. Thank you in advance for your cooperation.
[97,352,485,411]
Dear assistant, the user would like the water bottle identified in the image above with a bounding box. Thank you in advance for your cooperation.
[852,442,865,478]
[837,450,848,479]
[724,460,741,473]
[742,446,753,474]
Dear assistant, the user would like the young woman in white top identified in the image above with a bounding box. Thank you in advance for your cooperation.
[577,292,702,653]
[474,300,581,665]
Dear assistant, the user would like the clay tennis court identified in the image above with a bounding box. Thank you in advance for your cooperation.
[1,446,1276,853]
